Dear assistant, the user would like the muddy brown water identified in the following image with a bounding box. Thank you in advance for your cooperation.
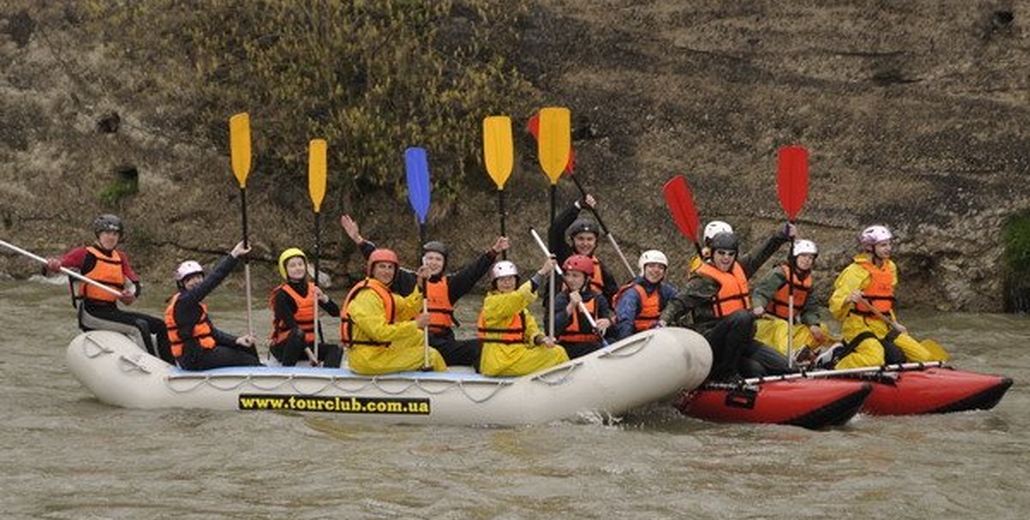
[1,278,1027,519]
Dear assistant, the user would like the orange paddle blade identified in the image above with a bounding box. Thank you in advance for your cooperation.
[229,113,252,188]
[537,107,571,184]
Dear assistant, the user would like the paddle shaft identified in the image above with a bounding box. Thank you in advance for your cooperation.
[741,361,945,386]
[0,239,123,297]
[239,186,254,337]
[498,189,507,260]
[568,174,634,280]
[856,295,903,331]
[422,297,431,370]
[529,228,606,342]
[312,212,322,364]
[786,235,796,369]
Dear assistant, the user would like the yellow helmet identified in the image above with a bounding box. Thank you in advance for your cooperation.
[277,247,307,279]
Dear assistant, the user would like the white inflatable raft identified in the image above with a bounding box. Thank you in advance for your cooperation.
[66,328,712,426]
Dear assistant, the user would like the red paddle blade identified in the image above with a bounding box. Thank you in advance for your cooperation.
[777,145,809,221]
[663,175,701,243]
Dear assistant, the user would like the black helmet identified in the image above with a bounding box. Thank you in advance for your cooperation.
[422,240,449,258]
[566,219,601,241]
[708,232,739,252]
[92,214,124,236]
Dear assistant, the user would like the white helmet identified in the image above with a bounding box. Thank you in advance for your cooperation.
[703,220,734,242]
[792,239,818,257]
[174,260,204,281]
[491,260,518,279]
[638,250,669,275]
[860,225,892,246]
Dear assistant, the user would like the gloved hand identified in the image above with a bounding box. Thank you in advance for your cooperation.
[46,258,62,274]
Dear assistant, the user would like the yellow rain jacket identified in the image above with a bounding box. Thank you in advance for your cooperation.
[828,254,941,368]
[344,279,446,375]
[478,280,569,377]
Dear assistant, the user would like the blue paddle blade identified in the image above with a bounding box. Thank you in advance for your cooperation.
[404,147,431,224]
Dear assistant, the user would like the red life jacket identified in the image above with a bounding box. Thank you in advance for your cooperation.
[79,246,124,303]
[696,262,751,318]
[269,282,315,345]
[766,264,812,320]
[340,279,395,347]
[164,292,215,357]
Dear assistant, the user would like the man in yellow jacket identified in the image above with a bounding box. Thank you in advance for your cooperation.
[477,258,569,376]
[828,225,946,369]
[340,248,447,375]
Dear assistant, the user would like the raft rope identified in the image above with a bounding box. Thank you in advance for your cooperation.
[164,372,516,404]
[597,334,651,359]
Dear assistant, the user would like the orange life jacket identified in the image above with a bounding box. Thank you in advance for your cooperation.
[425,277,455,333]
[852,259,895,317]
[340,279,395,347]
[696,262,751,318]
[477,311,526,345]
[164,292,216,357]
[269,282,315,345]
[766,264,812,320]
[613,283,663,332]
[587,257,605,295]
[79,246,124,303]
[558,295,600,343]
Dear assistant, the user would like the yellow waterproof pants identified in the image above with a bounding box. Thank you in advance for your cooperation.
[835,317,942,369]
[480,343,570,377]
[754,317,834,357]
[347,344,447,375]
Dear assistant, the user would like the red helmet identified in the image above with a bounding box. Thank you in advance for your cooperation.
[562,254,595,276]
[367,248,399,275]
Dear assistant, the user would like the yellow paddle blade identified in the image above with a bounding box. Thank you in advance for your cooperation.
[308,139,327,213]
[921,339,950,362]
[537,107,571,184]
[483,115,514,189]
[229,113,252,188]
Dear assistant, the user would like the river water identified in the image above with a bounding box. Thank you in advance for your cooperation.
[1,278,1027,520]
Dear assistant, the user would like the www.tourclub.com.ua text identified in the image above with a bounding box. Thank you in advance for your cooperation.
[238,394,431,415]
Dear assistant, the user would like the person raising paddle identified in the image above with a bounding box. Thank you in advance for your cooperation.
[340,248,447,375]
[340,214,509,367]
[165,241,261,370]
[658,227,795,382]
[554,254,612,358]
[827,225,948,369]
[547,194,620,303]
[477,258,569,376]
[268,248,344,367]
[751,239,835,363]
[45,214,174,364]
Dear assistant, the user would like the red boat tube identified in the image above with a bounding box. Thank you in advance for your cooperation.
[836,366,1014,416]
[676,378,872,430]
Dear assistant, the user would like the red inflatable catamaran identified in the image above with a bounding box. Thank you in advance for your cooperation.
[675,362,1013,429]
